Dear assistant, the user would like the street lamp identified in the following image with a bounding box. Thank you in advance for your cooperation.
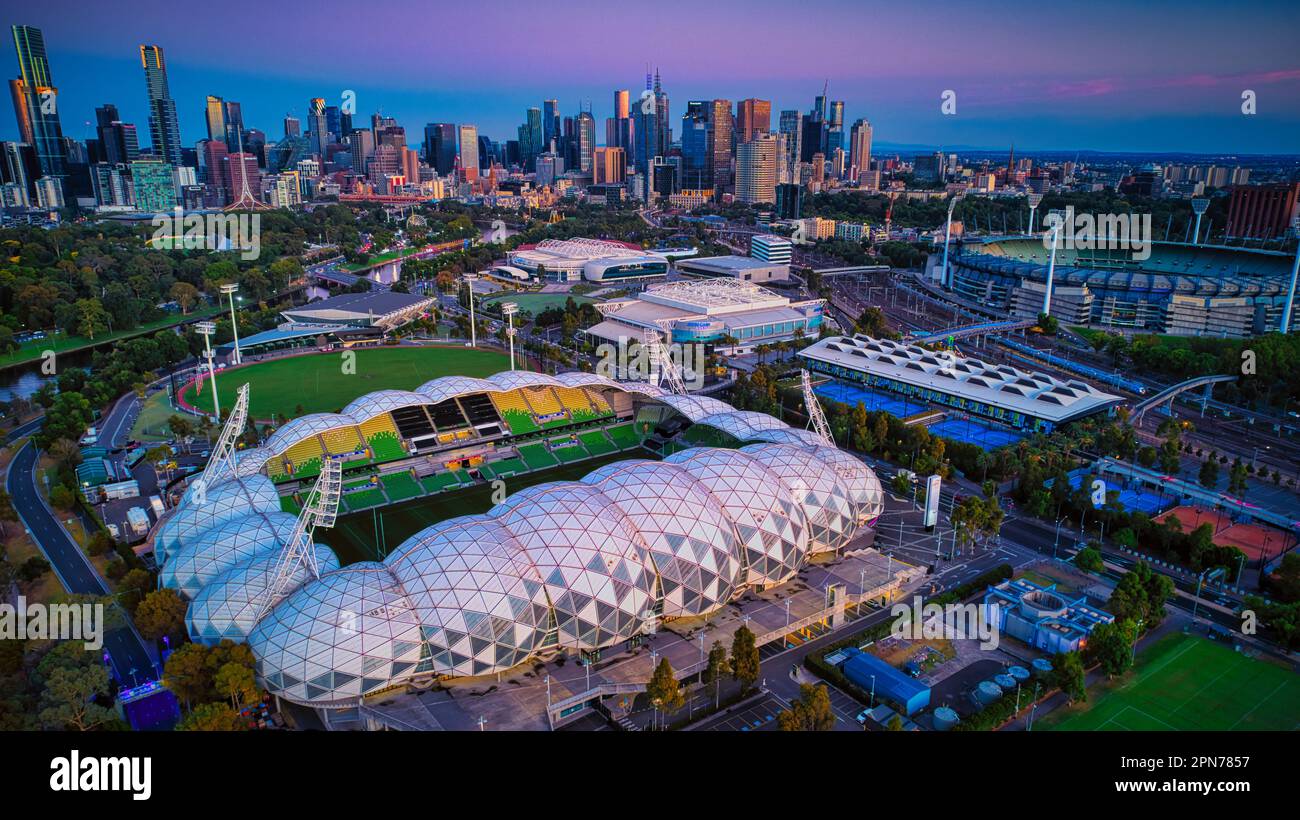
[501,302,518,371]
[220,283,241,365]
[195,321,221,421]
[869,674,876,707]
[1026,192,1043,236]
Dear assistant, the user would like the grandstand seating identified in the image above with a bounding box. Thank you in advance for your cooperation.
[492,390,540,435]
[578,430,616,456]
[360,415,407,463]
[606,423,642,450]
[321,426,365,456]
[391,406,435,439]
[517,442,559,471]
[553,444,588,463]
[420,471,469,494]
[524,387,563,417]
[480,456,527,479]
[381,472,422,502]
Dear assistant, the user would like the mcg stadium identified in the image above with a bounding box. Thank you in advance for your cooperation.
[155,369,885,709]
[949,238,1298,337]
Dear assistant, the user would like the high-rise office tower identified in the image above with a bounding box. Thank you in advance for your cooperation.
[325,106,341,143]
[10,25,66,179]
[849,119,872,183]
[518,107,542,171]
[653,70,671,159]
[736,98,771,144]
[94,104,139,165]
[681,102,710,190]
[346,129,373,175]
[632,81,660,199]
[205,95,226,143]
[827,100,845,155]
[735,133,779,204]
[576,110,595,175]
[424,123,456,175]
[222,100,244,148]
[283,115,301,139]
[139,45,182,165]
[307,97,328,157]
[592,146,625,185]
[543,99,560,152]
[778,110,802,181]
[458,124,479,181]
[708,99,733,195]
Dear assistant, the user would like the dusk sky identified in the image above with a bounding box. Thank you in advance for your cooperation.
[4,0,1299,154]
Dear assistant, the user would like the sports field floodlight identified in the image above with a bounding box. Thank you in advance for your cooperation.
[463,273,479,347]
[941,192,964,290]
[1190,198,1210,247]
[195,321,221,420]
[1282,240,1299,334]
[1026,192,1044,236]
[1042,209,1066,318]
[220,283,242,365]
[501,302,518,370]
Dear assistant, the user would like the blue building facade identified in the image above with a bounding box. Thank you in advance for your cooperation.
[983,578,1114,655]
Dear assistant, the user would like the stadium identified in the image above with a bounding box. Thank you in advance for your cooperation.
[949,238,1298,337]
[506,238,684,282]
[155,368,885,708]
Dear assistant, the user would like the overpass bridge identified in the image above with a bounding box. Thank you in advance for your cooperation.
[906,318,1034,343]
[1133,374,1237,424]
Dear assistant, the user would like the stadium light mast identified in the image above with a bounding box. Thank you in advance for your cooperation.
[502,302,518,370]
[463,273,478,347]
[196,321,221,421]
[1042,211,1064,318]
[221,283,242,365]
[940,193,963,289]
[1283,240,1300,334]
[1026,192,1043,236]
[1190,198,1210,247]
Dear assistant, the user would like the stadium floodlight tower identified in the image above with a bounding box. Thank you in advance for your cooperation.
[260,456,342,619]
[1026,192,1044,236]
[195,321,221,421]
[220,283,242,365]
[1042,209,1065,317]
[643,328,687,395]
[801,369,834,445]
[940,192,964,290]
[463,273,478,347]
[1190,197,1210,247]
[501,302,518,370]
[199,383,249,485]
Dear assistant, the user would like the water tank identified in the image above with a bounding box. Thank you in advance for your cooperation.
[994,673,1017,689]
[933,706,960,731]
[1008,665,1031,683]
[974,680,1003,707]
[1032,658,1054,678]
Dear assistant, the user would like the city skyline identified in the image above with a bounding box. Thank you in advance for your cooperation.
[3,0,1299,155]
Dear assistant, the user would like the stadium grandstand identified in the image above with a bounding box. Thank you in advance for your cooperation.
[798,333,1123,433]
[950,238,1297,336]
[506,238,681,282]
[279,290,435,330]
[155,370,886,712]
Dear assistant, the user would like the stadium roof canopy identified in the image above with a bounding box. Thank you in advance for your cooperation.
[279,291,435,329]
[798,334,1123,425]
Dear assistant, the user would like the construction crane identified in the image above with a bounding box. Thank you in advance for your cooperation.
[801,369,834,445]
[259,456,343,618]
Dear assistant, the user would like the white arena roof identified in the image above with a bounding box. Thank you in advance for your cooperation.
[798,334,1123,425]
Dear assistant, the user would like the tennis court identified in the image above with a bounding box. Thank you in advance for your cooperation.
[928,417,1026,449]
[814,381,924,418]
[1155,505,1296,562]
[1044,632,1300,731]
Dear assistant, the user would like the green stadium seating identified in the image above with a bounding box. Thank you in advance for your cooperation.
[382,472,422,501]
[578,430,616,456]
[517,443,558,471]
[553,445,588,463]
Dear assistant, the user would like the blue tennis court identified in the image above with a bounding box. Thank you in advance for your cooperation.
[928,417,1026,449]
[815,381,924,418]
[1066,473,1171,515]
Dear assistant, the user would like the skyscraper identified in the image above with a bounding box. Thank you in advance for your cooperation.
[708,99,733,196]
[778,110,802,182]
[681,102,710,190]
[736,99,771,144]
[283,115,301,139]
[10,25,66,179]
[518,107,542,171]
[735,133,778,205]
[458,124,479,182]
[307,97,329,157]
[653,70,671,160]
[140,45,182,166]
[94,104,139,165]
[849,118,872,184]
[543,99,560,152]
[576,110,595,175]
[424,122,456,175]
[205,95,227,143]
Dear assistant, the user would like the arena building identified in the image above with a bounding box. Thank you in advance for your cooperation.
[983,577,1114,655]
[675,254,790,283]
[798,334,1123,433]
[949,238,1298,337]
[507,238,680,282]
[585,278,824,347]
[279,290,435,330]
[155,370,885,710]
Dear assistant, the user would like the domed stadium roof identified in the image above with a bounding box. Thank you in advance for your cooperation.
[160,370,883,706]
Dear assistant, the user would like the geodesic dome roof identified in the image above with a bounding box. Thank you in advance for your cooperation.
[155,476,281,564]
[161,511,298,599]
[814,446,885,525]
[740,443,856,554]
[186,543,340,645]
[341,389,431,418]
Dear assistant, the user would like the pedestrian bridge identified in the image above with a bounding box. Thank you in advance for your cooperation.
[1132,374,1236,423]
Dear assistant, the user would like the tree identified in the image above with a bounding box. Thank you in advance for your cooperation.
[886,714,905,731]
[134,588,188,643]
[1075,547,1104,573]
[1088,619,1138,677]
[38,663,118,731]
[214,661,259,711]
[777,683,835,731]
[1199,457,1219,489]
[0,489,16,538]
[1056,651,1087,704]
[176,702,247,731]
[644,657,683,730]
[169,281,200,314]
[117,568,154,614]
[730,625,760,692]
[163,642,211,711]
[702,640,730,709]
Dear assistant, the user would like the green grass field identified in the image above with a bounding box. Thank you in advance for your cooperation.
[322,450,650,564]
[482,292,594,315]
[181,346,509,419]
[1044,632,1300,731]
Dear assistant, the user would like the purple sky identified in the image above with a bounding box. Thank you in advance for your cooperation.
[5,0,1300,153]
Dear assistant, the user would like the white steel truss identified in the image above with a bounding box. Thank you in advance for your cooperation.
[643,328,687,395]
[260,457,343,618]
[201,383,249,485]
[802,369,833,445]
